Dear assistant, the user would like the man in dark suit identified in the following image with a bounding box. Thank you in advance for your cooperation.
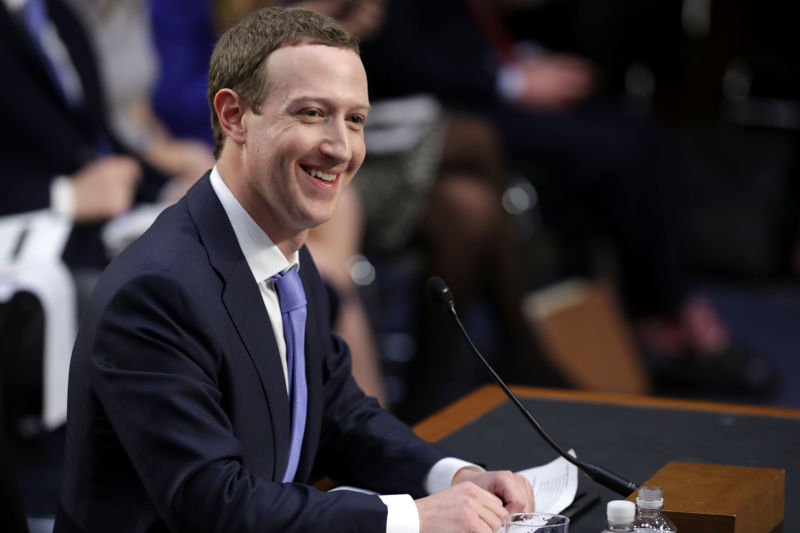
[56,7,534,532]
[357,0,776,392]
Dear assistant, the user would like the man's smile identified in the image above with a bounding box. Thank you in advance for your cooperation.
[302,165,339,183]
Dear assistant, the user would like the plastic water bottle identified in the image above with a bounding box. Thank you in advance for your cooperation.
[602,500,635,532]
[634,486,677,532]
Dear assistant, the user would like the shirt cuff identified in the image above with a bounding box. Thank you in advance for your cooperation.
[50,175,75,218]
[424,457,485,494]
[380,494,419,533]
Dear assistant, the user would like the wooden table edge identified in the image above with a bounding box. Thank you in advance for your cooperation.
[414,384,800,442]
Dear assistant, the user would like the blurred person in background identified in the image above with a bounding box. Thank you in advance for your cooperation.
[0,0,163,271]
[0,0,197,521]
[356,0,777,395]
[66,0,214,189]
[0,0,201,274]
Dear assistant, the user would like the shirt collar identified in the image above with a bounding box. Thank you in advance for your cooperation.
[209,166,299,283]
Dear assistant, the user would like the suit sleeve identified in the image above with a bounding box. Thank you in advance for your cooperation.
[90,270,389,533]
[311,335,449,497]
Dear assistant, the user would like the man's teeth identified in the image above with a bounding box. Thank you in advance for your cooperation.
[307,168,337,182]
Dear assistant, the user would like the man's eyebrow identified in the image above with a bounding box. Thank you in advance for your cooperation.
[287,95,370,111]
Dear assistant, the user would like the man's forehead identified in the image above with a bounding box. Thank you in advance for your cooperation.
[263,44,368,100]
[268,42,361,64]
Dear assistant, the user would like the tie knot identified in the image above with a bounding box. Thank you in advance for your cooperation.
[269,267,306,313]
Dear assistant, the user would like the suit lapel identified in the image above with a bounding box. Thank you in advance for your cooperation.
[185,175,292,480]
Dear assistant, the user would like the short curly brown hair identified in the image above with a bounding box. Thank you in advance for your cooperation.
[207,7,360,158]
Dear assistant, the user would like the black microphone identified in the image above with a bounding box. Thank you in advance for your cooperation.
[426,276,639,497]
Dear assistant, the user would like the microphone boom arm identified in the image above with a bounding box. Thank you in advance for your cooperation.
[428,277,639,497]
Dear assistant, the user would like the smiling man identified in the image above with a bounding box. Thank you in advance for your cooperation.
[55,7,533,533]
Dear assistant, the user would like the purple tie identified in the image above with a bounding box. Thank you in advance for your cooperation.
[270,266,308,483]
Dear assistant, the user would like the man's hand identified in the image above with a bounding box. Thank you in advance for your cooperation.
[71,156,141,222]
[415,481,507,533]
[452,468,535,515]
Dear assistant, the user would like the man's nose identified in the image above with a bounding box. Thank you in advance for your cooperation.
[319,121,352,162]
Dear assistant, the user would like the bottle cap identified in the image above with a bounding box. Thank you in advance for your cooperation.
[607,500,635,523]
[636,486,665,509]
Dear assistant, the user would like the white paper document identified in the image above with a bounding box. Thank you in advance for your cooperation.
[492,452,579,533]
[516,450,579,514]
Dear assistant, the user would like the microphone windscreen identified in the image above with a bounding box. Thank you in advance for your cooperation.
[426,276,454,308]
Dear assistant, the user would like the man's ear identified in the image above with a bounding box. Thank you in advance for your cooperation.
[214,89,247,145]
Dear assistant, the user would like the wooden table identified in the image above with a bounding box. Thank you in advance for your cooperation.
[413,384,800,532]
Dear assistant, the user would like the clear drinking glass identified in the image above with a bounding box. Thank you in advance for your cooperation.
[504,512,569,532]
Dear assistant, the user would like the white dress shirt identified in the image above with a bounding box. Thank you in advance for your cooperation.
[209,167,481,533]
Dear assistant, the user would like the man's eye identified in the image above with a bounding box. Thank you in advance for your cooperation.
[302,109,320,118]
[349,115,365,125]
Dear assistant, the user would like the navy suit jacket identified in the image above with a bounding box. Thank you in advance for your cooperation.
[56,174,448,532]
